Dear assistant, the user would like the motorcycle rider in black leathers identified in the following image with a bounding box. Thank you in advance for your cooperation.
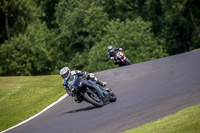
[60,67,107,103]
[107,45,123,64]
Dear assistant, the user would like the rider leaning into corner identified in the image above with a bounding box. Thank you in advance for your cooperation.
[60,67,107,103]
[107,45,124,64]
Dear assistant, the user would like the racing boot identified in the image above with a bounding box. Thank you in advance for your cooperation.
[93,77,107,87]
[97,80,107,87]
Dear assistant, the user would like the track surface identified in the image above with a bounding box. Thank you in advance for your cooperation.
[6,51,200,133]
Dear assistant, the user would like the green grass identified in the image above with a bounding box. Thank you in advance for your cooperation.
[0,75,65,132]
[124,104,200,133]
[192,48,200,51]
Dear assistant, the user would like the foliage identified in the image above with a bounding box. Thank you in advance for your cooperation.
[35,0,60,28]
[0,0,199,75]
[68,49,90,71]
[143,0,200,54]
[0,21,59,76]
[54,0,109,70]
[86,18,168,72]
[0,0,41,43]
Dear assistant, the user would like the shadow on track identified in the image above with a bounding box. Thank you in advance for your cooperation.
[64,106,97,113]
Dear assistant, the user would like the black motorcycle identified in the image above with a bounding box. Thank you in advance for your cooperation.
[68,75,117,107]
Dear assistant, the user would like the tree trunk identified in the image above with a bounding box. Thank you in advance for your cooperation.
[5,14,11,41]
[189,4,199,33]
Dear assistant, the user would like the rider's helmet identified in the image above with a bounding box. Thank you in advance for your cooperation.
[107,45,113,50]
[60,67,71,81]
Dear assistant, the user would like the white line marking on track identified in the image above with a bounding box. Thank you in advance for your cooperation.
[1,93,68,133]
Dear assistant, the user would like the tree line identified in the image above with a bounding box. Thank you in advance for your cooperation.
[0,0,199,76]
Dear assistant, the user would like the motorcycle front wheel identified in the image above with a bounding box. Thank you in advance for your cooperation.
[84,90,104,107]
[110,93,117,102]
[126,59,131,65]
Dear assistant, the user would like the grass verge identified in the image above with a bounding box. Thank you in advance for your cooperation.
[0,75,65,132]
[124,104,200,133]
[192,48,200,51]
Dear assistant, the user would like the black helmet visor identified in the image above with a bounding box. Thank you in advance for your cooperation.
[62,70,69,79]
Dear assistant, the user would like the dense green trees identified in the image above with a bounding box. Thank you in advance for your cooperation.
[0,0,40,43]
[0,21,59,75]
[142,0,200,54]
[0,0,199,76]
[86,18,168,72]
[54,0,109,70]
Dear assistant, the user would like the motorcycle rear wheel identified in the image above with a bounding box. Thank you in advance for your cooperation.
[84,90,104,107]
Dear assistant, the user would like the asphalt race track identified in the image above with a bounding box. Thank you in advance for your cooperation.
[5,51,200,133]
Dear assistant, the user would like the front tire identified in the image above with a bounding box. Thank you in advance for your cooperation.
[125,58,131,65]
[84,90,104,107]
[110,93,117,102]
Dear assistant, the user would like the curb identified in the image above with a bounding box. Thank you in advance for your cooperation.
[1,93,68,133]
